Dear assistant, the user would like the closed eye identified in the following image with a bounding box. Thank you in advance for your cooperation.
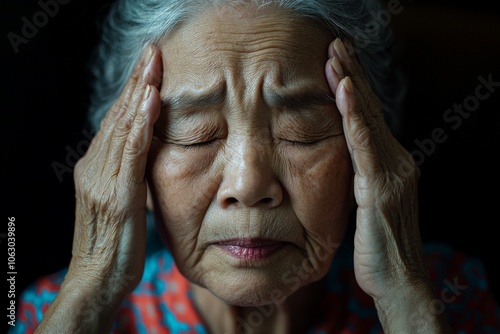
[283,139,321,147]
[179,138,220,150]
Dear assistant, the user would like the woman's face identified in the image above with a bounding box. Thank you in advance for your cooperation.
[147,4,353,306]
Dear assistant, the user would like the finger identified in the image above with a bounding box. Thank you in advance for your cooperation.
[332,38,361,76]
[336,76,379,178]
[86,47,153,168]
[332,38,376,101]
[328,39,335,59]
[123,46,163,122]
[119,84,161,185]
[326,56,345,96]
[107,46,162,172]
[326,39,351,97]
[98,46,153,144]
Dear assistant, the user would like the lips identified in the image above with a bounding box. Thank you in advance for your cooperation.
[215,238,286,260]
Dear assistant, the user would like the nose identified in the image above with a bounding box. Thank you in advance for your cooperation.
[217,140,283,209]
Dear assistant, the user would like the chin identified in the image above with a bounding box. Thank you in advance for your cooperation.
[200,260,329,307]
[208,276,295,307]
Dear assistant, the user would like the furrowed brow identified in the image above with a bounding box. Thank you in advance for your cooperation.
[160,85,334,114]
[161,85,226,113]
[267,89,336,110]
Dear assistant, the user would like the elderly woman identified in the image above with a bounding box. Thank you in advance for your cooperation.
[13,0,500,333]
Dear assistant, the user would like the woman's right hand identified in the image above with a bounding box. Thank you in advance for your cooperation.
[35,45,162,333]
[70,45,162,292]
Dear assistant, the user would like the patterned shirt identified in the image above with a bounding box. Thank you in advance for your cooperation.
[9,240,500,333]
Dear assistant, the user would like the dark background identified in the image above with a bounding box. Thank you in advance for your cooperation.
[2,0,499,332]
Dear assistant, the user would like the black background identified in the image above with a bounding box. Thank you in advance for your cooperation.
[2,0,499,332]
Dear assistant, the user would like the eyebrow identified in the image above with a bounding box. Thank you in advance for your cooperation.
[161,86,335,114]
[266,89,336,110]
[161,86,227,113]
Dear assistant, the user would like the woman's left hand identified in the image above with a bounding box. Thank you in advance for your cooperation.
[325,38,452,333]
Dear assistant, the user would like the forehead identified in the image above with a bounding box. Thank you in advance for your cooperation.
[159,4,333,93]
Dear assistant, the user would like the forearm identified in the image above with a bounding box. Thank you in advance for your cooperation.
[374,281,453,334]
[35,272,126,334]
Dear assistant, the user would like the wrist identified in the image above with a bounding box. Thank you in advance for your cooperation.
[35,271,130,334]
[67,252,142,294]
[65,262,138,301]
[374,280,453,334]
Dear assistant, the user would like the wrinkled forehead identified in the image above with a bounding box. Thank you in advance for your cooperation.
[159,4,334,90]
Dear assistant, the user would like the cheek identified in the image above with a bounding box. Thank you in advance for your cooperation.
[147,141,220,241]
[283,137,353,239]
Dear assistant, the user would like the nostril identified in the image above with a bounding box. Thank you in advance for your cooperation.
[224,197,273,207]
[226,197,238,205]
[261,198,272,204]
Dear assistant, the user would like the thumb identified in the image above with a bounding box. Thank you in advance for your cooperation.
[336,76,380,179]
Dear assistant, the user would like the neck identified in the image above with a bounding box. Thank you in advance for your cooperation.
[190,278,325,334]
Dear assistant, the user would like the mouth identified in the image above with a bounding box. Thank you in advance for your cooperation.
[214,238,287,261]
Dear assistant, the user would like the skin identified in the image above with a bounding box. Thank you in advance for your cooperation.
[146,6,352,332]
[149,5,351,306]
[35,3,452,334]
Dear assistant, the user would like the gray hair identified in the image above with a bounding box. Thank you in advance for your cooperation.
[87,0,406,136]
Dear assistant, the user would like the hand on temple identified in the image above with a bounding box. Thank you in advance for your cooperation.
[325,38,452,333]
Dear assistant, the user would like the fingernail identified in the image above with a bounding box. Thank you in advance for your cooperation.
[143,85,151,101]
[143,45,154,65]
[328,39,336,57]
[334,38,349,59]
[140,85,152,115]
[331,56,344,76]
[344,76,354,94]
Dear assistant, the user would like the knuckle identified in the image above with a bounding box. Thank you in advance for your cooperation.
[130,64,142,82]
[113,102,129,119]
[124,130,147,159]
[102,102,128,130]
[123,114,148,158]
[116,114,134,133]
[352,113,375,149]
